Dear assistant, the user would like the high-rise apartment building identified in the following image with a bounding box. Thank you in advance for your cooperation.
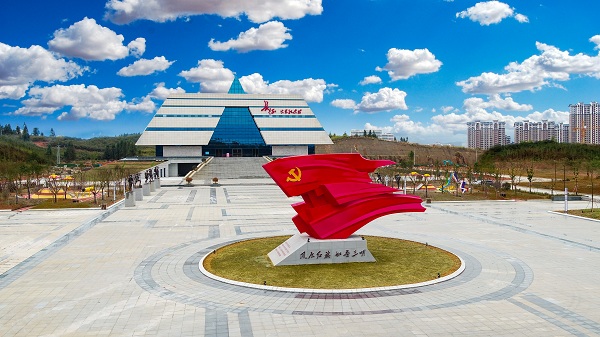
[467,120,509,149]
[513,120,569,143]
[569,102,600,144]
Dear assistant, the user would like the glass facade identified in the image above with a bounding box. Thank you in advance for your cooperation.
[204,107,271,157]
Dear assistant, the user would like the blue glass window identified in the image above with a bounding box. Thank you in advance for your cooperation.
[208,107,266,146]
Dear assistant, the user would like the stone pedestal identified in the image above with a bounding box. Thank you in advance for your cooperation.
[142,183,151,196]
[134,187,143,201]
[153,179,161,189]
[268,233,376,266]
[149,181,156,192]
[124,191,136,207]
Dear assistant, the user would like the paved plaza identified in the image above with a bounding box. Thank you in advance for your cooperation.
[1,158,599,336]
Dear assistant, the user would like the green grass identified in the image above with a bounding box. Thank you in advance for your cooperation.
[567,208,600,220]
[203,236,461,289]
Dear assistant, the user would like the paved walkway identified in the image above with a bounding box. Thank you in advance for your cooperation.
[1,158,600,336]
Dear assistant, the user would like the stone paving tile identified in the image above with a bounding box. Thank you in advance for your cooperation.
[0,162,599,336]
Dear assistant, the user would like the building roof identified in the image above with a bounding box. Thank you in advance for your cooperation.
[136,79,332,146]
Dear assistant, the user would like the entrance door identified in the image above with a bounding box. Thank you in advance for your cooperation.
[232,148,242,157]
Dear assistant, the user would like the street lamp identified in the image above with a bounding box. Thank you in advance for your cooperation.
[424,173,431,198]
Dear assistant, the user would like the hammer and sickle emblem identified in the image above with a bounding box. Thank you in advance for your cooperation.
[286,167,302,182]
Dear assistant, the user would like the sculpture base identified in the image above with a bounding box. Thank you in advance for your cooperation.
[268,233,376,266]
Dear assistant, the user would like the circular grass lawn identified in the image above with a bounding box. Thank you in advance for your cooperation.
[203,236,461,289]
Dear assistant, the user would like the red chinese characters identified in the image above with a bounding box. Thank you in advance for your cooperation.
[261,101,303,115]
[263,154,425,240]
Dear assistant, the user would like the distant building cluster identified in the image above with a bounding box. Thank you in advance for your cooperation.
[466,120,510,150]
[513,120,569,144]
[350,129,395,142]
[467,102,600,149]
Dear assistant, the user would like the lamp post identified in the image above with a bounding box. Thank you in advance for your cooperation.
[424,174,430,198]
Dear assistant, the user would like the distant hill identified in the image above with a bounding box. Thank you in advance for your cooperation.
[316,137,477,166]
[0,133,148,163]
[479,140,600,163]
[0,135,49,163]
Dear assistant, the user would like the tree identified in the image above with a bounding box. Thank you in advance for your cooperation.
[15,125,21,135]
[64,142,76,162]
[47,174,62,203]
[46,144,53,160]
[32,127,40,136]
[50,128,55,137]
[506,161,523,196]
[2,124,13,135]
[526,165,534,193]
[22,123,30,141]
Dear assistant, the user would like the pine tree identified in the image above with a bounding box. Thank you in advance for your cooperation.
[50,128,55,137]
[32,127,40,136]
[22,123,30,141]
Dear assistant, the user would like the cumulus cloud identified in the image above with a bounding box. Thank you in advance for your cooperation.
[0,43,85,99]
[105,0,323,24]
[178,59,235,92]
[117,56,174,76]
[331,99,357,110]
[359,75,382,85]
[376,48,442,80]
[12,84,128,120]
[463,94,533,112]
[148,82,186,100]
[457,39,600,94]
[127,38,146,57]
[126,96,156,113]
[208,21,292,53]
[356,87,408,113]
[48,17,144,61]
[456,1,528,25]
[591,35,600,50]
[240,73,327,102]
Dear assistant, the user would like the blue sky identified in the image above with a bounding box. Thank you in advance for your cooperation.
[1,0,600,146]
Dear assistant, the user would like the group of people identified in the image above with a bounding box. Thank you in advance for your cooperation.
[126,167,160,191]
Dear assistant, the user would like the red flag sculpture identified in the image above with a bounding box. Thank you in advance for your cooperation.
[263,154,425,239]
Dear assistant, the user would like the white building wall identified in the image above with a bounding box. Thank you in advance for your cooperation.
[163,146,203,157]
[271,145,308,156]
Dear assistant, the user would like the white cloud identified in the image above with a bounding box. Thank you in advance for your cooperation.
[48,17,143,61]
[0,43,85,99]
[127,38,146,57]
[456,1,527,25]
[105,0,323,24]
[331,99,357,110]
[359,75,382,85]
[463,94,533,112]
[376,48,442,80]
[524,109,569,124]
[126,96,156,113]
[117,56,174,76]
[364,122,393,134]
[13,84,128,120]
[148,82,185,100]
[208,21,292,53]
[178,59,235,92]
[356,87,408,113]
[457,39,600,94]
[514,13,529,23]
[240,73,327,102]
[591,35,600,50]
[441,106,459,113]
